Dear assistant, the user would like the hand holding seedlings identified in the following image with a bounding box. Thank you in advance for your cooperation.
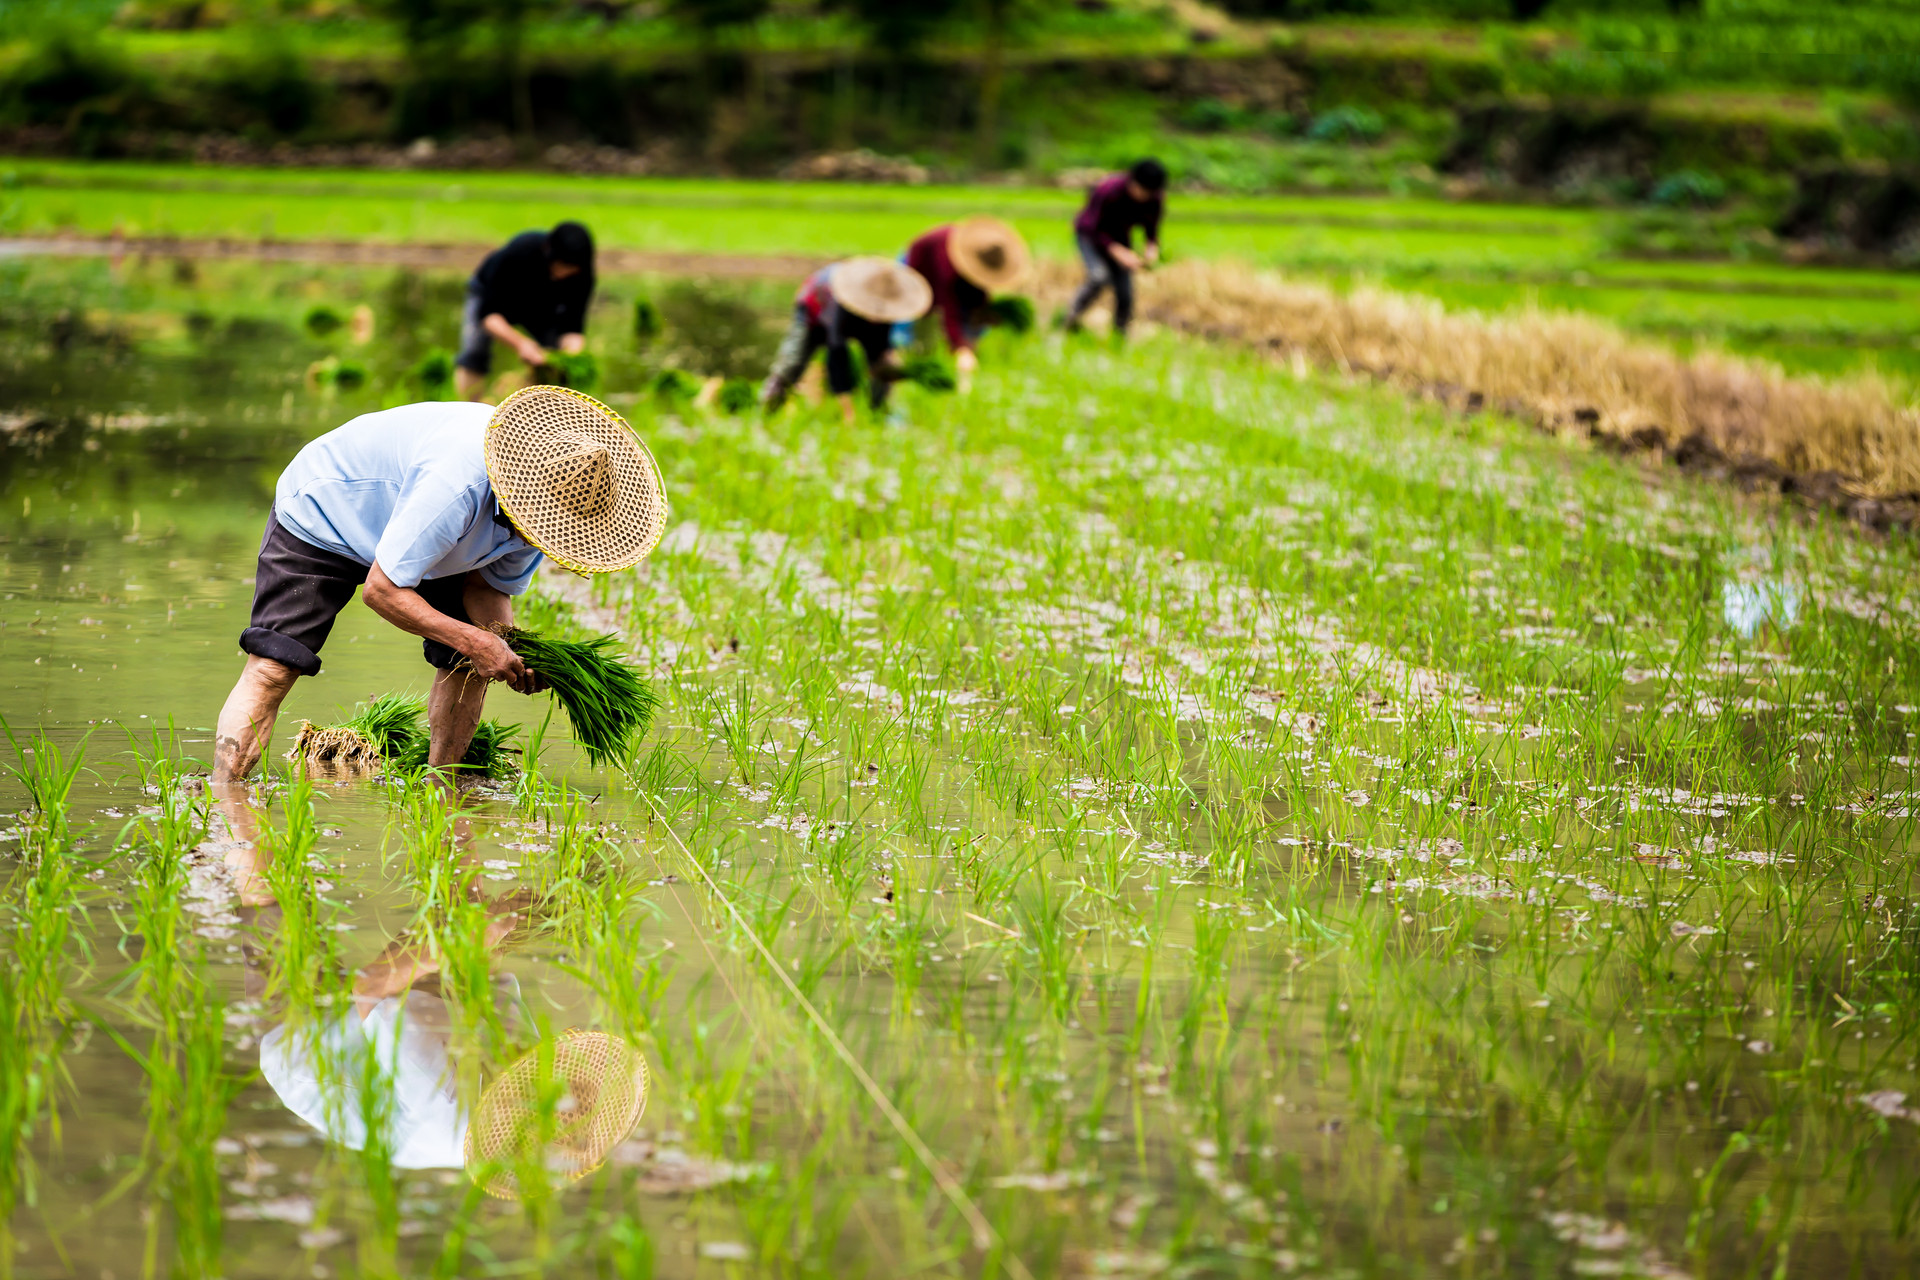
[211,384,666,784]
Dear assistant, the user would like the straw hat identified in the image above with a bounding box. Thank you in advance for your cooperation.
[947,217,1031,293]
[828,256,932,324]
[485,385,669,575]
[464,1030,650,1200]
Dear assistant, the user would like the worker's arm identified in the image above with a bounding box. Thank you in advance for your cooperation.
[361,562,540,693]
[353,936,440,1016]
[482,312,548,368]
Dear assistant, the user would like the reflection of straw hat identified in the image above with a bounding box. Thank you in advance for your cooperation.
[485,385,669,576]
[829,257,932,323]
[948,217,1031,293]
[464,1030,650,1200]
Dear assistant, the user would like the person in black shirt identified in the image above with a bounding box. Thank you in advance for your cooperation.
[455,222,596,401]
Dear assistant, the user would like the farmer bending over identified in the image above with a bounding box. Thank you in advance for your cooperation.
[900,217,1031,394]
[210,385,666,788]
[456,222,596,402]
[1064,158,1168,338]
[760,257,931,423]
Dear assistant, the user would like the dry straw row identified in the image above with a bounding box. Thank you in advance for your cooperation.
[1034,258,1920,500]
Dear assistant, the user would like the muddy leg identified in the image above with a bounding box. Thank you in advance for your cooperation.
[213,655,300,784]
[426,666,488,783]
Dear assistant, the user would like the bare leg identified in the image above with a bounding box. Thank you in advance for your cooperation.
[427,666,488,779]
[213,655,301,784]
[455,367,490,403]
[207,779,276,907]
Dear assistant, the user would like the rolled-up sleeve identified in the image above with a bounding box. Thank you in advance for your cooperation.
[373,481,476,589]
[480,545,543,596]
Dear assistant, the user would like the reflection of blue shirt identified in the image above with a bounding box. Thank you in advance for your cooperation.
[274,402,543,594]
[259,993,467,1169]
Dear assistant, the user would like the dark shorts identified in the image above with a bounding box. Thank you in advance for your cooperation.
[239,512,470,677]
[455,287,493,375]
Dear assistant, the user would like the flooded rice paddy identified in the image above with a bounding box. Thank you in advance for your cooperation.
[3,254,1920,1278]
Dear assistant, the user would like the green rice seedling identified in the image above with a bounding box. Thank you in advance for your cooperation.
[902,354,957,392]
[304,304,344,338]
[650,367,701,404]
[988,295,1037,334]
[97,743,245,1280]
[394,717,522,778]
[0,728,85,1275]
[259,767,344,1021]
[490,626,660,767]
[718,377,758,414]
[289,693,426,770]
[633,297,662,342]
[537,350,600,392]
[412,347,455,395]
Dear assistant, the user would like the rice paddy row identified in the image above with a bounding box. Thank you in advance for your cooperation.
[4,319,1920,1276]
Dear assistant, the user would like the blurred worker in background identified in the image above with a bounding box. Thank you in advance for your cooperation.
[760,257,931,423]
[456,221,597,401]
[899,216,1032,393]
[1064,158,1168,338]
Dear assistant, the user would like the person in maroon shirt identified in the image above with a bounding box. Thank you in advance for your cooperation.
[901,216,1031,393]
[1065,158,1168,337]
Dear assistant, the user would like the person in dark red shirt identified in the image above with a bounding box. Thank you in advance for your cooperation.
[901,217,1031,393]
[760,257,931,423]
[1065,158,1168,337]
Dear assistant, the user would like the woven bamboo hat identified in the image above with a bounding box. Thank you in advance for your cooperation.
[464,1030,650,1200]
[485,385,669,575]
[829,256,933,324]
[948,217,1031,293]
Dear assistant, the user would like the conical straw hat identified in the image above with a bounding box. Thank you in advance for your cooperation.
[464,1030,650,1200]
[947,216,1031,293]
[829,256,933,323]
[485,385,669,575]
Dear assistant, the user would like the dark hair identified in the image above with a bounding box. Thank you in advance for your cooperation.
[1128,158,1169,192]
[548,221,594,269]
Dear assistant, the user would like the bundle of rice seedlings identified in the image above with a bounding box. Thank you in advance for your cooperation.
[535,351,601,392]
[396,718,523,778]
[489,626,659,767]
[288,693,426,769]
[717,377,759,414]
[988,295,1036,334]
[651,367,702,404]
[903,354,957,392]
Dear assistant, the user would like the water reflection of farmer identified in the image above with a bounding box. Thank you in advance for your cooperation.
[223,825,645,1192]
[456,223,596,403]
[759,257,931,423]
[1064,159,1168,339]
[899,217,1032,395]
[208,386,667,793]
[258,902,529,1169]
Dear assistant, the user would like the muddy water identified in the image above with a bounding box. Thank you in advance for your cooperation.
[0,263,726,1276]
[5,416,560,1269]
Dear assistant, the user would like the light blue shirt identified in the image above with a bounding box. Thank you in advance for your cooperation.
[274,401,543,595]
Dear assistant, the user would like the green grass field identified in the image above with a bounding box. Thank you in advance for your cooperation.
[9,159,1919,384]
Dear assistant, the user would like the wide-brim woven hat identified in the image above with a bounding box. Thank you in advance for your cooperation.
[485,385,668,575]
[829,256,933,323]
[464,1030,650,1200]
[948,216,1032,293]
